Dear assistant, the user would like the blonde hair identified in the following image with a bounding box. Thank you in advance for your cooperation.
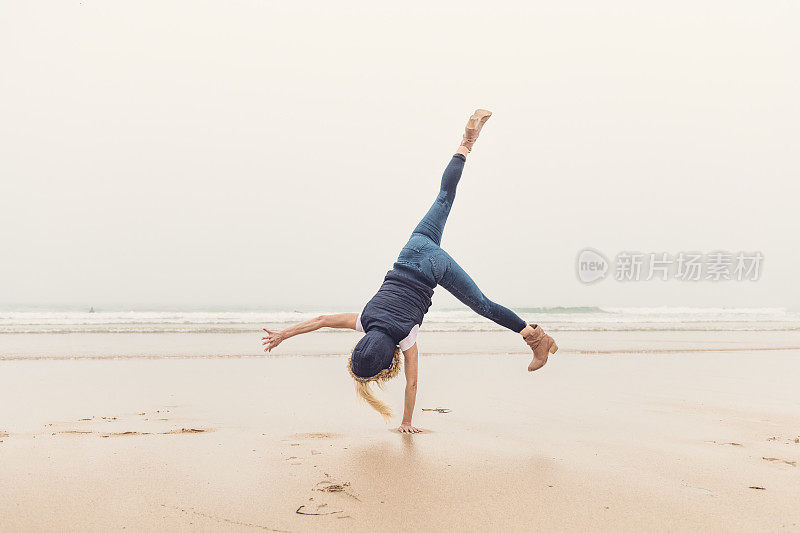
[347,345,402,422]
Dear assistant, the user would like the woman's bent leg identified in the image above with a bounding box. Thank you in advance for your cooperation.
[434,249,527,333]
[410,154,466,246]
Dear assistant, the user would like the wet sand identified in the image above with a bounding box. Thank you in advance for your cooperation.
[1,334,799,531]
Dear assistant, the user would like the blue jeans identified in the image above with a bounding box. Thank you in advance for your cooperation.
[396,154,527,333]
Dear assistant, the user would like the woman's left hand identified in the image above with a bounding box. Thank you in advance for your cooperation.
[261,328,284,352]
[398,424,422,434]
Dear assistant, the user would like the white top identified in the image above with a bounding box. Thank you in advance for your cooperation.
[355,313,419,351]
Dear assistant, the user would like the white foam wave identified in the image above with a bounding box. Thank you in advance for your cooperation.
[0,307,798,334]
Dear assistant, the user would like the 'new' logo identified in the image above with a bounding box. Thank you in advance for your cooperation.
[576,248,609,284]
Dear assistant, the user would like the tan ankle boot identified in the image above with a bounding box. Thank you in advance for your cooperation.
[460,109,492,152]
[523,324,558,372]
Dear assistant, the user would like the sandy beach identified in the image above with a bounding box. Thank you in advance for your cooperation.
[4,0,799,529]
[1,329,799,532]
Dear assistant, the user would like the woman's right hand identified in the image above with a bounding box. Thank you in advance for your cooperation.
[261,328,284,352]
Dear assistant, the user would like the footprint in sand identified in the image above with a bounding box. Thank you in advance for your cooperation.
[767,435,800,445]
[162,428,210,434]
[296,503,343,516]
[295,477,359,518]
[292,432,342,440]
[315,473,360,501]
[316,481,359,500]
[762,457,797,467]
[101,431,151,438]
[50,410,212,438]
[56,428,211,438]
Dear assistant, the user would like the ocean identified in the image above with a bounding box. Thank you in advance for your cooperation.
[3,307,799,360]
[1,307,799,334]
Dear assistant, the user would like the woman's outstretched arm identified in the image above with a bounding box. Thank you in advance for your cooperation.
[398,343,422,433]
[261,313,358,352]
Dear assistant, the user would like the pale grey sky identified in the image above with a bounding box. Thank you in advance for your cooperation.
[1,1,798,310]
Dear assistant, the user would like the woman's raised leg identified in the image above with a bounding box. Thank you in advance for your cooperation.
[435,248,527,332]
[410,154,465,245]
[434,247,559,371]
[410,109,493,245]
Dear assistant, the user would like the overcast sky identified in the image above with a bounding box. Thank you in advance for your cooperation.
[1,1,798,311]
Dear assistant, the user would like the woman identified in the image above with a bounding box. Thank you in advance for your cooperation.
[261,110,558,433]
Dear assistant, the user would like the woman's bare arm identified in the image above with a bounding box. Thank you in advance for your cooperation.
[262,312,358,352]
[398,343,421,433]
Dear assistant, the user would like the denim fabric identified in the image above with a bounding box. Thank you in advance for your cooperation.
[401,154,526,333]
[360,154,527,344]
